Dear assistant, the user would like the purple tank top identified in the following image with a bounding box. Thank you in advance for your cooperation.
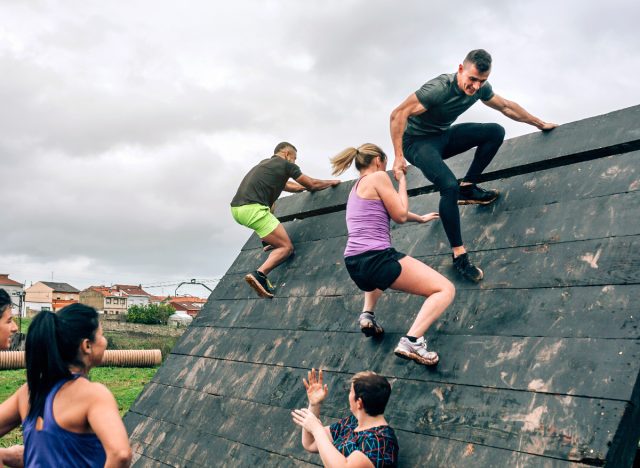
[344,176,392,257]
[23,375,107,468]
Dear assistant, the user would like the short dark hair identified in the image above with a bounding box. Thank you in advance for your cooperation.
[274,142,297,155]
[464,49,492,73]
[352,371,391,416]
[0,288,12,315]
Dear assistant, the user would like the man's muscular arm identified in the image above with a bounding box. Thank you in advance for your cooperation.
[389,94,427,180]
[484,94,557,131]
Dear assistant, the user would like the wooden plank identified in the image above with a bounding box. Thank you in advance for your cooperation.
[229,190,640,279]
[243,150,640,251]
[193,285,640,340]
[131,376,616,464]
[272,106,640,219]
[212,236,640,301]
[126,392,317,466]
[170,326,640,401]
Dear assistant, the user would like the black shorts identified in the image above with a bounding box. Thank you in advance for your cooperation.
[344,248,406,292]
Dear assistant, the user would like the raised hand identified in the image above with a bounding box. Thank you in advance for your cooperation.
[291,408,324,434]
[303,368,328,406]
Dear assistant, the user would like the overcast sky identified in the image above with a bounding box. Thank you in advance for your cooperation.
[1,0,639,296]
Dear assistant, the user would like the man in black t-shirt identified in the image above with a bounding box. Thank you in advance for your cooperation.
[231,142,340,298]
[390,49,557,282]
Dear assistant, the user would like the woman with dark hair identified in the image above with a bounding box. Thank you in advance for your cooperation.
[0,288,22,467]
[330,143,455,366]
[292,368,398,467]
[0,303,132,467]
[0,289,18,350]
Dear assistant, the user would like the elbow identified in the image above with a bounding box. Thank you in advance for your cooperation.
[108,448,133,466]
[392,213,408,224]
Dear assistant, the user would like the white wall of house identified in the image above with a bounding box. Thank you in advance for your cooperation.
[126,295,150,307]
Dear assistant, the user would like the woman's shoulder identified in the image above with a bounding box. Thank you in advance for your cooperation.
[65,377,113,402]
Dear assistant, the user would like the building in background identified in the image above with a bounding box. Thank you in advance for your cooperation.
[113,284,152,307]
[25,281,80,314]
[166,296,207,317]
[79,286,128,317]
[0,274,25,316]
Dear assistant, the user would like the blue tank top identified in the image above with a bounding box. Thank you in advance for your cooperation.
[23,375,107,468]
[344,176,392,257]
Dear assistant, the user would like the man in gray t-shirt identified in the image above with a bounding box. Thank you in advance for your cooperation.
[230,142,340,298]
[390,49,556,282]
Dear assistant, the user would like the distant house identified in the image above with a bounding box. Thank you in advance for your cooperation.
[25,281,80,313]
[167,296,207,317]
[113,284,152,307]
[0,274,24,300]
[79,286,128,316]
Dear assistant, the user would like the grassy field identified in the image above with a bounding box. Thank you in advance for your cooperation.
[1,318,177,447]
[0,366,158,447]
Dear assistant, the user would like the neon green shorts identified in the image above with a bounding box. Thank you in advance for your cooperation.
[230,204,280,239]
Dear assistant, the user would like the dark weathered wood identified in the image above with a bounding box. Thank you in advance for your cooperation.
[127,411,315,467]
[141,354,624,462]
[127,108,640,466]
[171,327,640,401]
[273,106,640,219]
[194,285,640,340]
[230,190,640,279]
[213,236,640,301]
[131,378,612,464]
[244,150,640,251]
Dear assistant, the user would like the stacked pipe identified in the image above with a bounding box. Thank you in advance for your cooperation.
[0,349,162,370]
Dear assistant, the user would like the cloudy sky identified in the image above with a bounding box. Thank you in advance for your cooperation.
[1,0,639,296]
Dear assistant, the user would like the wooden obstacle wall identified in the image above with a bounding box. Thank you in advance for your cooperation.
[124,106,640,467]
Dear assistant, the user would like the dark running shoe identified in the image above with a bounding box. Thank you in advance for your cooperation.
[453,253,484,282]
[458,183,499,205]
[245,271,275,298]
[359,312,384,337]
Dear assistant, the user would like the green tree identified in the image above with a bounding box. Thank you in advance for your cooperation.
[126,303,175,325]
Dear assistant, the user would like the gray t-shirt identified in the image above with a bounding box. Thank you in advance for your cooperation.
[230,156,303,207]
[405,72,495,136]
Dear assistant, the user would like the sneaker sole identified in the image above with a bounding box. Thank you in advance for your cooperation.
[457,196,499,206]
[468,266,484,282]
[394,348,439,366]
[360,324,384,337]
[244,274,274,298]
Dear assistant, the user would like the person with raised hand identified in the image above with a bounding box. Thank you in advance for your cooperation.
[292,368,398,467]
[331,143,454,366]
[0,303,132,467]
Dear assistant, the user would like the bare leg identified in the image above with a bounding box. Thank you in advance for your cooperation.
[258,224,294,275]
[363,289,383,312]
[391,256,455,337]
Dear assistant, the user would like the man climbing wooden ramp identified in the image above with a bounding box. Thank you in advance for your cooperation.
[124,105,640,467]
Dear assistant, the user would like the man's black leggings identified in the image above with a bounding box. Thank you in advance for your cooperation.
[403,123,505,248]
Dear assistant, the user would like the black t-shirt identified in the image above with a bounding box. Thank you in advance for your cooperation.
[405,72,495,135]
[230,156,303,207]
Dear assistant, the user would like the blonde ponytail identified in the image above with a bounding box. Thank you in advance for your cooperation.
[330,143,387,176]
[330,147,359,176]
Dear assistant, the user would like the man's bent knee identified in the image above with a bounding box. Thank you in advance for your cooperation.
[486,123,505,142]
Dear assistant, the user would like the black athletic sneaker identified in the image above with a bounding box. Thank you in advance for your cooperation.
[458,183,499,205]
[245,270,275,298]
[453,253,484,282]
[358,312,384,337]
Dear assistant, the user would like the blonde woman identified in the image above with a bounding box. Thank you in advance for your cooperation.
[331,144,454,365]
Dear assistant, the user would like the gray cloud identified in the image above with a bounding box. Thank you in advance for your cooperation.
[1,0,639,292]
